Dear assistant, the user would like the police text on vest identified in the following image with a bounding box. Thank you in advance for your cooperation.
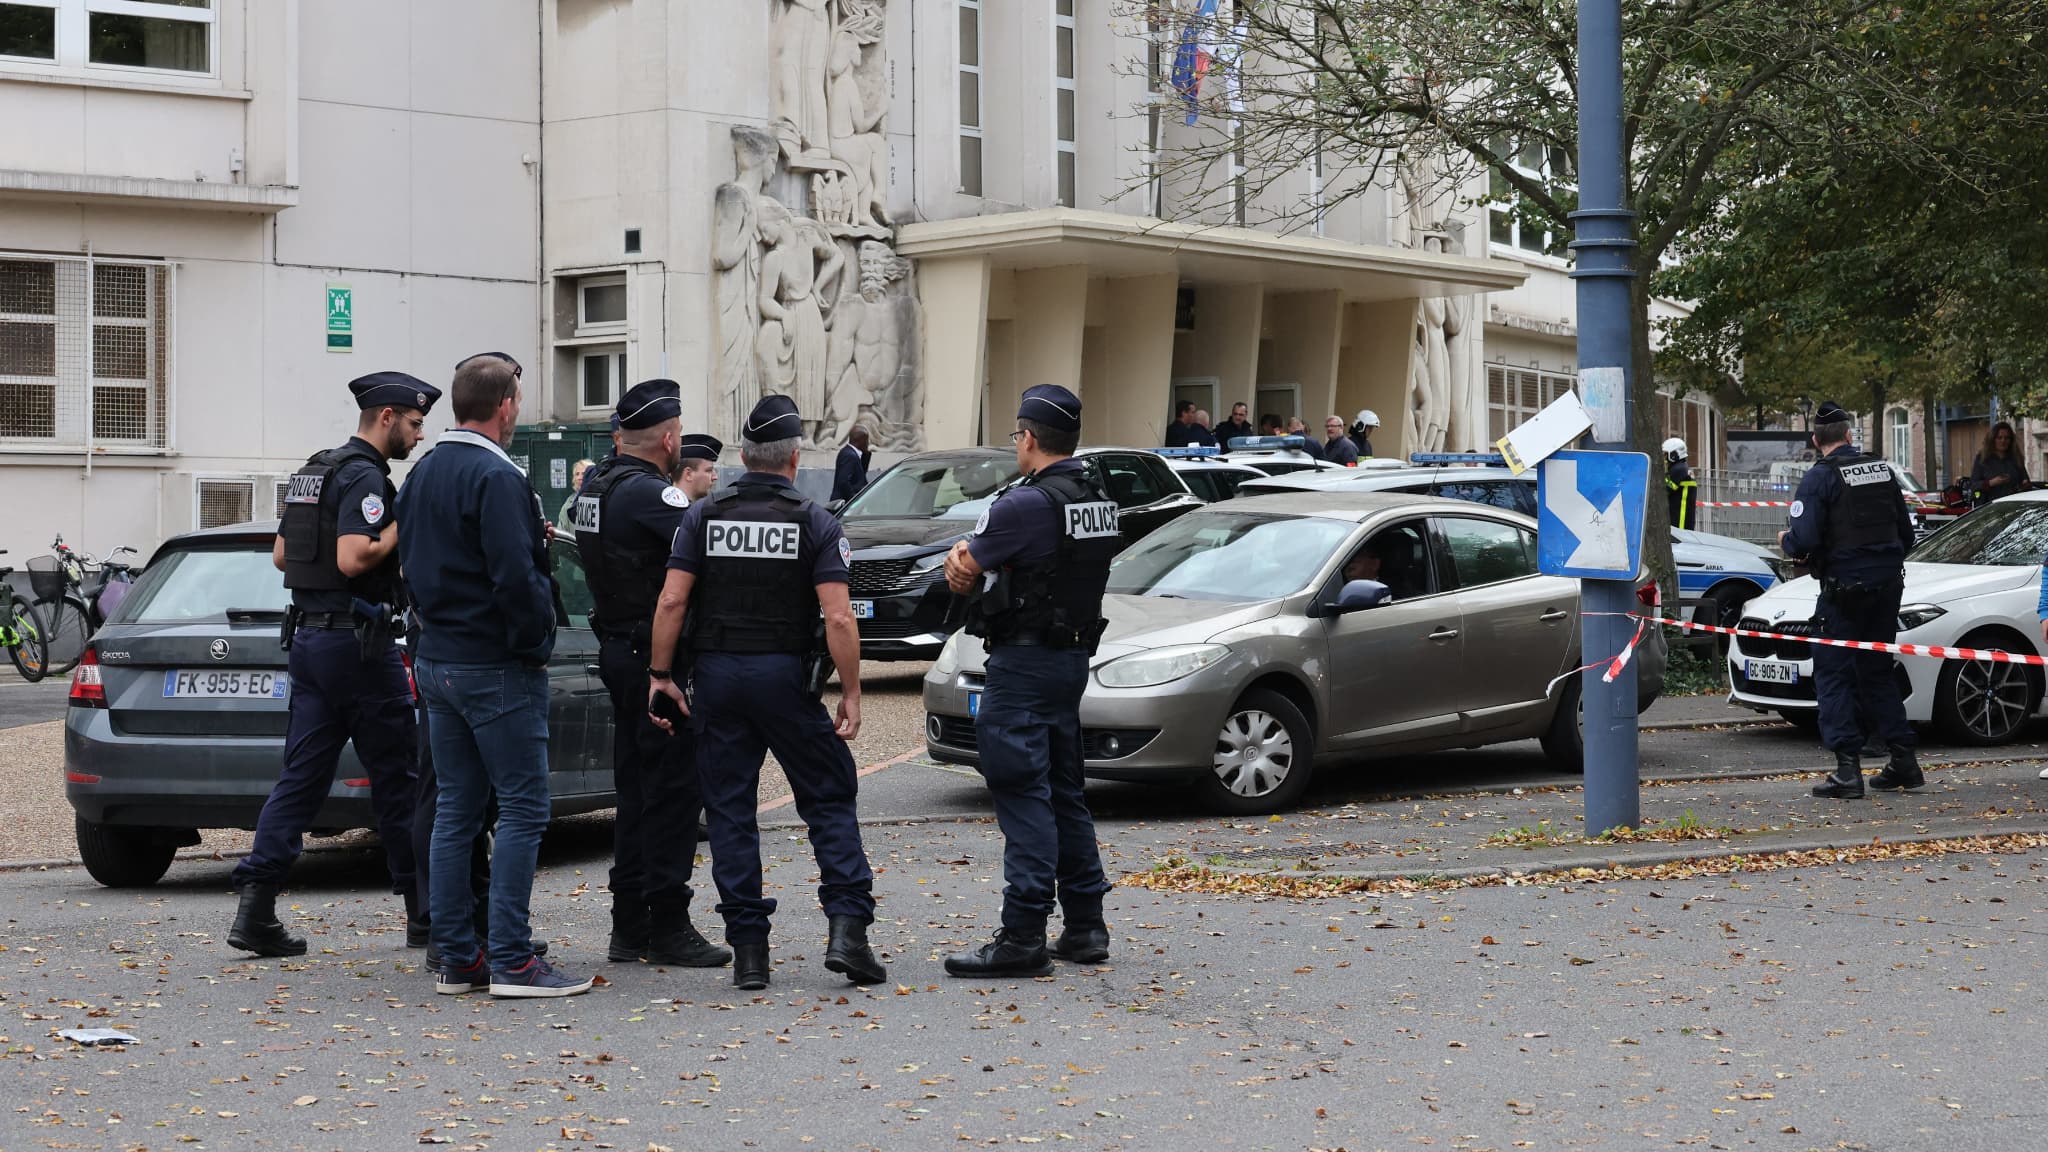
[285,474,325,505]
[706,520,802,559]
[571,495,601,533]
[1839,461,1894,487]
[1065,501,1121,540]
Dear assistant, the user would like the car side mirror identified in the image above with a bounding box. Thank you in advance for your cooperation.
[1332,579,1391,613]
[826,498,848,516]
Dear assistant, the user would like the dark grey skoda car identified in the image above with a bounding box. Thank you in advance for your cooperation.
[65,521,616,887]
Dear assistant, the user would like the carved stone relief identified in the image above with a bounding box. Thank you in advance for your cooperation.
[713,1,923,450]
[1394,156,1484,453]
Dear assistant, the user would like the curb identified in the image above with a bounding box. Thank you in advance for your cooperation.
[1193,820,2048,884]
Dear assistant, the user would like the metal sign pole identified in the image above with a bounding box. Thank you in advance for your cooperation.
[1570,0,1641,834]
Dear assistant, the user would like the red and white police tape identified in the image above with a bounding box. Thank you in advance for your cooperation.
[1696,500,1795,507]
[1626,612,2048,666]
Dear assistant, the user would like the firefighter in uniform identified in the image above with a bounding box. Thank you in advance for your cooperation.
[229,372,439,956]
[1780,401,1923,798]
[645,393,887,992]
[1664,437,1698,530]
[940,384,1117,978]
[571,379,730,968]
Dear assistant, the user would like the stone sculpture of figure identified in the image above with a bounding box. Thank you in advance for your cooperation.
[755,205,845,444]
[1437,222,1484,451]
[820,240,912,442]
[827,28,890,233]
[771,0,835,166]
[712,126,784,440]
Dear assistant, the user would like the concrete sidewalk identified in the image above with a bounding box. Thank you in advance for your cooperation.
[1640,690,1762,729]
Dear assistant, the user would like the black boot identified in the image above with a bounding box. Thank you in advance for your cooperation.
[944,928,1053,978]
[607,903,650,963]
[1870,743,1926,791]
[1859,739,1888,760]
[647,915,732,967]
[403,890,429,950]
[824,916,888,985]
[1050,923,1110,964]
[1811,750,1866,799]
[733,941,771,991]
[228,884,307,957]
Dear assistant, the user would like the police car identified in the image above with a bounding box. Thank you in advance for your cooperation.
[1211,435,1362,477]
[1155,450,1268,502]
[1238,457,1786,639]
[63,521,623,887]
[1729,491,2048,744]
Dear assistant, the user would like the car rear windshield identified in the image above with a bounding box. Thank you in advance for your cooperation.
[1106,510,1354,602]
[111,544,288,623]
[1908,501,2048,566]
[843,457,1019,520]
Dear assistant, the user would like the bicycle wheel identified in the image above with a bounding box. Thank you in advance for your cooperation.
[39,594,91,676]
[7,597,51,683]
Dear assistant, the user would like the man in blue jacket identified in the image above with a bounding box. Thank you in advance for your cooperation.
[397,352,592,999]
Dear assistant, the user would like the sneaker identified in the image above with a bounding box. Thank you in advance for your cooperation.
[435,950,490,995]
[489,955,594,999]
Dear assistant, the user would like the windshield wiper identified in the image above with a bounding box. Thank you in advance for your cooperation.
[226,607,287,622]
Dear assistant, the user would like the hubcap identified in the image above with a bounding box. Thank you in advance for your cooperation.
[1213,709,1294,798]
[1954,659,2031,739]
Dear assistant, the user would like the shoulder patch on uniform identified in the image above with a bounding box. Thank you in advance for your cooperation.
[661,486,688,508]
[973,507,992,536]
[838,536,852,565]
[1789,499,1804,518]
[361,494,385,524]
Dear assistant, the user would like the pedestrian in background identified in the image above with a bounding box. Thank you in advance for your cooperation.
[1322,415,1359,466]
[1779,400,1921,799]
[572,379,729,969]
[1286,417,1327,461]
[1164,401,1213,448]
[399,352,593,998]
[941,384,1117,977]
[1663,437,1698,530]
[833,424,872,503]
[228,372,438,958]
[645,394,887,992]
[557,458,595,527]
[1349,410,1379,459]
[1968,421,2029,507]
[1214,402,1255,446]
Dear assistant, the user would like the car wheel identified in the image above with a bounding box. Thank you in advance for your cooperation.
[1701,582,1758,655]
[1540,673,1584,772]
[1197,689,1314,815]
[1935,631,2040,746]
[1779,709,1820,735]
[74,816,177,888]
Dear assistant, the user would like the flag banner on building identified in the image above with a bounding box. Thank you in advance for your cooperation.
[1170,0,1221,126]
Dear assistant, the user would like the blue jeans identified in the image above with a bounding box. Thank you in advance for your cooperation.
[417,658,550,971]
[976,645,1111,932]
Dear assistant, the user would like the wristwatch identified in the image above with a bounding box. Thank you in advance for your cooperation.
[648,668,672,682]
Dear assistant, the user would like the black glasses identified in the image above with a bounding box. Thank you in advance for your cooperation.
[1009,430,1027,444]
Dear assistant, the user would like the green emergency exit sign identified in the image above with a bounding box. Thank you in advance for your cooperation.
[326,283,352,351]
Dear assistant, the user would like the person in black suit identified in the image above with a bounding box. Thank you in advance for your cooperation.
[832,424,871,502]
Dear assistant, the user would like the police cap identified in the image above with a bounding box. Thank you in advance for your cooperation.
[1814,401,1850,424]
[616,379,682,430]
[349,372,439,414]
[743,394,803,442]
[678,433,722,463]
[1019,384,1082,433]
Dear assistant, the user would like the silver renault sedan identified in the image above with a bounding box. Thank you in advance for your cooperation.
[923,491,1666,814]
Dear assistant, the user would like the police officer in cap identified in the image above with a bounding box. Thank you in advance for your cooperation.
[940,384,1116,977]
[571,379,731,968]
[645,393,887,992]
[1780,400,1923,798]
[229,372,439,956]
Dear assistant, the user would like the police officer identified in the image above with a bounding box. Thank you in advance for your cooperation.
[1780,401,1923,798]
[229,372,439,956]
[645,393,887,992]
[939,384,1117,978]
[572,379,730,968]
[1664,437,1699,530]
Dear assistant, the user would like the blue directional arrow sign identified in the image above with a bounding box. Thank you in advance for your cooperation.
[1536,449,1649,580]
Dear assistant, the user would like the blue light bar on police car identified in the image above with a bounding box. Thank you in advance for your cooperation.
[1408,452,1507,466]
[1153,446,1222,458]
[1225,435,1309,451]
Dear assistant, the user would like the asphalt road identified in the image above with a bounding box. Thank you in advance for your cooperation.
[0,673,68,731]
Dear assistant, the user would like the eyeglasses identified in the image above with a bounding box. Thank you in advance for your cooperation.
[1009,430,1028,444]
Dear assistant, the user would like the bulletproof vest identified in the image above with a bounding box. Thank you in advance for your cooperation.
[572,456,672,638]
[968,468,1121,649]
[1819,452,1904,557]
[689,480,818,654]
[279,440,400,603]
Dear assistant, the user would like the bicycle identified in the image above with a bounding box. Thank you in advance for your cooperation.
[0,550,52,682]
[27,534,98,678]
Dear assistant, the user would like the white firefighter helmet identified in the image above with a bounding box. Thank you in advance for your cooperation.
[1662,436,1688,462]
[1353,409,1381,433]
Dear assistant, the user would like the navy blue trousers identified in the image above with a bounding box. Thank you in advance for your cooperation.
[233,627,417,893]
[1815,577,1914,754]
[693,651,873,943]
[599,635,702,922]
[975,645,1111,933]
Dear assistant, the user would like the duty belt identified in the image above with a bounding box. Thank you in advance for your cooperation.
[295,612,355,630]
[990,628,1089,649]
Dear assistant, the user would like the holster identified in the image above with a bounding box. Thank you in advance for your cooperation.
[351,597,398,662]
[280,604,302,652]
[803,619,831,698]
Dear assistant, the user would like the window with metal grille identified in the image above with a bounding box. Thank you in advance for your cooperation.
[958,0,983,196]
[1485,364,1574,443]
[0,253,172,450]
[273,478,291,519]
[195,477,253,529]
